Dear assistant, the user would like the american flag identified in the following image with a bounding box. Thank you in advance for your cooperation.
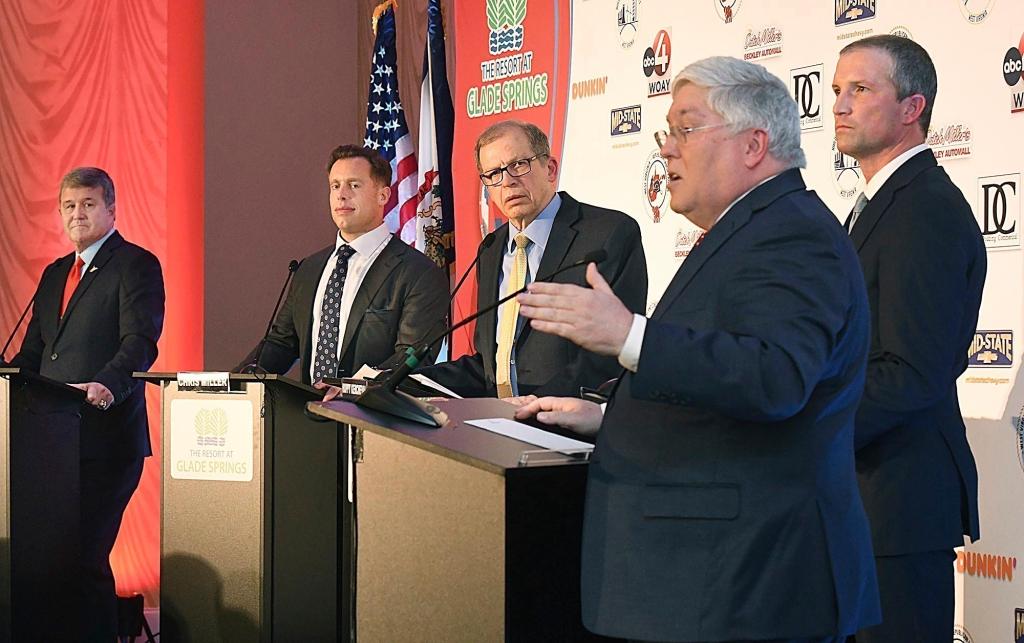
[365,2,418,240]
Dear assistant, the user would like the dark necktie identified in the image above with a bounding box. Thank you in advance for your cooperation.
[61,256,85,317]
[313,245,357,381]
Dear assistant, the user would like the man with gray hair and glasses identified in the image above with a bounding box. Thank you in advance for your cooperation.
[833,35,985,643]
[418,119,647,400]
[513,56,880,642]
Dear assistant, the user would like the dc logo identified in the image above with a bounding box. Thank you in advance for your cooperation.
[982,181,1017,234]
[977,174,1020,250]
[793,72,820,118]
[791,64,824,132]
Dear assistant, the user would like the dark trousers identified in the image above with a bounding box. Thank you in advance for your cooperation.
[854,550,956,643]
[80,457,145,642]
[630,638,846,643]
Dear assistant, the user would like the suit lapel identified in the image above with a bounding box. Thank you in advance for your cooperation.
[476,224,507,371]
[56,232,124,335]
[849,149,936,250]
[653,169,806,319]
[517,194,580,347]
[339,237,402,360]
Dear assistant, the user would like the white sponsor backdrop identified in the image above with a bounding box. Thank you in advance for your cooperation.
[558,0,1023,640]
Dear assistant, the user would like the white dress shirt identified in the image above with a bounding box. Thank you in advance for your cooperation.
[309,223,392,381]
[77,227,117,271]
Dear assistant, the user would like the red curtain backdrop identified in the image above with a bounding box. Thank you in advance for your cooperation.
[0,0,204,604]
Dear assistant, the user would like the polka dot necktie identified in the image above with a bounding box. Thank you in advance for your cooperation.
[313,244,357,381]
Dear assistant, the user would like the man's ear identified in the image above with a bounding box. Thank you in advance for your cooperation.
[743,129,770,168]
[378,184,391,205]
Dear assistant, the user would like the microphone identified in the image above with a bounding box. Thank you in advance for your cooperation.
[373,232,497,373]
[242,259,301,373]
[355,248,608,426]
[1,294,35,364]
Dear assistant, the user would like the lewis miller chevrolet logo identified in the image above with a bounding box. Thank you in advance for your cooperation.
[611,105,641,136]
[968,330,1013,367]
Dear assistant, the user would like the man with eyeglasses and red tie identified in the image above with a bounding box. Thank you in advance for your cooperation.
[417,119,647,401]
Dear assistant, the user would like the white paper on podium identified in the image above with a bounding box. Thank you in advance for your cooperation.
[465,418,593,453]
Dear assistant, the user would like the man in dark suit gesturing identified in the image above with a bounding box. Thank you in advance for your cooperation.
[242,145,447,384]
[418,120,647,398]
[833,36,986,642]
[515,57,880,642]
[11,167,165,640]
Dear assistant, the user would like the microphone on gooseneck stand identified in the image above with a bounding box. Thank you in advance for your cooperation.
[372,232,497,373]
[355,248,609,426]
[243,259,301,374]
[0,294,35,365]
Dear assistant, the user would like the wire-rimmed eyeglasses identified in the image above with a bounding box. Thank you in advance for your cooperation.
[654,124,728,148]
[478,154,547,187]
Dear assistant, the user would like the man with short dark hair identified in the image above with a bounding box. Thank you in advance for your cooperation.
[418,120,647,399]
[11,166,165,640]
[241,144,448,383]
[833,35,985,642]
[514,56,880,642]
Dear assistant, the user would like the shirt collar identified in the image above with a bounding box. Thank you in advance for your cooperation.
[77,227,117,268]
[860,143,930,199]
[336,222,391,256]
[507,192,561,254]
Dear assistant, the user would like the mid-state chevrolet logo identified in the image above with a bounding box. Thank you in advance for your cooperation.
[845,7,863,19]
[978,351,999,364]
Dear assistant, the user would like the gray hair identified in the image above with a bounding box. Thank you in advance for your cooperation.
[840,35,936,134]
[672,56,806,169]
[474,120,551,171]
[59,167,115,207]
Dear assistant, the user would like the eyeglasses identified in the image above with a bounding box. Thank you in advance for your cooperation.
[478,154,547,187]
[654,123,728,148]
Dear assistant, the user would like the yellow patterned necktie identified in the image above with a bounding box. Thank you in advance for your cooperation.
[496,233,530,398]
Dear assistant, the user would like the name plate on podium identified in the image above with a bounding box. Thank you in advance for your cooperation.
[176,371,230,392]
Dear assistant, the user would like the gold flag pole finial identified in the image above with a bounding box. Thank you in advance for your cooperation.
[371,0,398,35]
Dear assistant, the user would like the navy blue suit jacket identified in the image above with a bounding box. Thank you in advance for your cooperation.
[847,149,985,555]
[12,231,164,460]
[582,170,880,641]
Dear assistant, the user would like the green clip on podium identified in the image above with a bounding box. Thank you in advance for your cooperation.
[137,372,347,642]
[306,396,604,642]
[1,367,86,642]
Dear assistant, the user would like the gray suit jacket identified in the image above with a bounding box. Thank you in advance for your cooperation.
[246,235,448,383]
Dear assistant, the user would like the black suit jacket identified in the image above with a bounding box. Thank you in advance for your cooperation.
[582,170,879,641]
[12,231,165,460]
[420,192,647,397]
[847,149,985,555]
[247,235,448,383]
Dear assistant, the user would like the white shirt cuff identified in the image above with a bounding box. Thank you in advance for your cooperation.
[617,314,647,373]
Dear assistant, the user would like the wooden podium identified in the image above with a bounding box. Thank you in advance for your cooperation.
[0,367,86,642]
[307,396,606,642]
[138,372,348,642]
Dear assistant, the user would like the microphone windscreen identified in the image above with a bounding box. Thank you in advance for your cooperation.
[480,231,497,249]
[288,259,300,272]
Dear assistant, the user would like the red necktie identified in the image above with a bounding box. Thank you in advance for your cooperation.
[61,256,85,317]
